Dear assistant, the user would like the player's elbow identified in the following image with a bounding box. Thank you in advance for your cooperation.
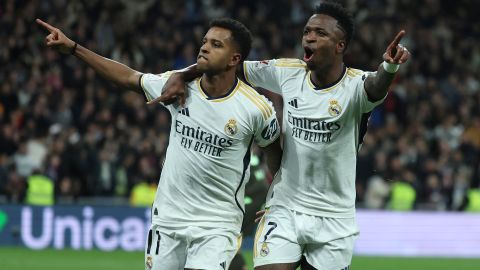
[366,87,387,102]
[119,72,142,90]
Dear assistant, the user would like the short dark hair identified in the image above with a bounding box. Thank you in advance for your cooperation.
[314,2,354,51]
[209,18,252,62]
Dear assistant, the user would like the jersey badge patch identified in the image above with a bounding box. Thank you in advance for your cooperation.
[328,99,342,116]
[224,119,238,136]
[260,242,270,257]
[146,255,153,270]
[262,119,279,140]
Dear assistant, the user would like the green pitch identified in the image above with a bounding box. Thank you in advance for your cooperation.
[243,251,480,270]
[1,247,479,270]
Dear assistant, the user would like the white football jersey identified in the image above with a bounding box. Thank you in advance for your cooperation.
[244,59,385,218]
[141,72,280,232]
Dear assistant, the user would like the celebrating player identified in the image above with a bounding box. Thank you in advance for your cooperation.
[37,17,281,270]
[153,2,410,270]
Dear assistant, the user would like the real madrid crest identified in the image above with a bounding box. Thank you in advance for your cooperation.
[328,99,342,116]
[260,242,270,257]
[146,256,153,270]
[224,119,238,136]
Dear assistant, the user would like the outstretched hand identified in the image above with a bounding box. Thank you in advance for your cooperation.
[383,30,410,64]
[147,72,187,106]
[36,18,75,54]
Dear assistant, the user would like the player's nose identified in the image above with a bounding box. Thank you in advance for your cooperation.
[200,43,210,54]
[304,34,316,43]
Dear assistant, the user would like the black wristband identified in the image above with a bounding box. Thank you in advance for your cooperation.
[138,74,144,90]
[70,42,78,55]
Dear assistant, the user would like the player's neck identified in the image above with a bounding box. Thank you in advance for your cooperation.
[310,62,345,88]
[200,71,237,98]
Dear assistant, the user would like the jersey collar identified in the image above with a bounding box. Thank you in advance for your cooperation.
[308,66,347,92]
[197,77,240,102]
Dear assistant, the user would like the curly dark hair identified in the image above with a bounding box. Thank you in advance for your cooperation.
[314,2,354,52]
[209,18,252,62]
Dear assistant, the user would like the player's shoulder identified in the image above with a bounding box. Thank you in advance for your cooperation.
[161,70,176,77]
[245,58,307,69]
[142,71,175,87]
[150,70,175,79]
[273,59,308,80]
[155,70,198,80]
[345,67,377,86]
[346,67,367,78]
[236,80,274,120]
[273,58,307,69]
[268,58,309,80]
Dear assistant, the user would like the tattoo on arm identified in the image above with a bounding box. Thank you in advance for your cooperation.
[364,65,396,102]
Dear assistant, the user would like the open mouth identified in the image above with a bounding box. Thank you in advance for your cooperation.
[303,47,314,62]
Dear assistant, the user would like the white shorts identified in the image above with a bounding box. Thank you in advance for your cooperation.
[253,206,359,270]
[144,224,241,270]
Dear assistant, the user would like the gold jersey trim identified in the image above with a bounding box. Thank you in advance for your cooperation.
[238,83,272,119]
[274,58,307,68]
[236,234,243,253]
[243,61,257,87]
[347,68,363,77]
[253,209,269,258]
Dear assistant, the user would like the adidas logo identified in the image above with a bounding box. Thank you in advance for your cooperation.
[288,99,298,108]
[153,208,158,215]
[178,108,190,116]
[220,261,226,269]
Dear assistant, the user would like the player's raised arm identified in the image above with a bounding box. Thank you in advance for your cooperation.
[364,30,411,101]
[36,18,142,93]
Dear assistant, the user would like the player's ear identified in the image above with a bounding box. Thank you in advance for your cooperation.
[336,40,346,54]
[229,53,241,67]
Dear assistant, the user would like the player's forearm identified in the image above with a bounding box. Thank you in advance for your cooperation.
[74,44,141,91]
[175,63,246,83]
[364,64,396,102]
[176,64,202,82]
[263,139,283,176]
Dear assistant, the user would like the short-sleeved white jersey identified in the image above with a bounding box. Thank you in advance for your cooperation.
[141,72,280,232]
[243,59,385,218]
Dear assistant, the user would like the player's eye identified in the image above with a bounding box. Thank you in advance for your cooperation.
[303,29,309,35]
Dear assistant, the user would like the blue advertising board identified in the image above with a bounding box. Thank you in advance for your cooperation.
[0,205,150,251]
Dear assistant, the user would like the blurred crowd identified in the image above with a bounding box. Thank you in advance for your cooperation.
[1,0,479,212]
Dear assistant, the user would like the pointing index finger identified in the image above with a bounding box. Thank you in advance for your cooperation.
[36,18,56,32]
[388,30,406,49]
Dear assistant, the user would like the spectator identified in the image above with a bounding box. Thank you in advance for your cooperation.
[387,170,417,211]
[24,170,54,206]
[129,178,156,207]
[4,166,27,203]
